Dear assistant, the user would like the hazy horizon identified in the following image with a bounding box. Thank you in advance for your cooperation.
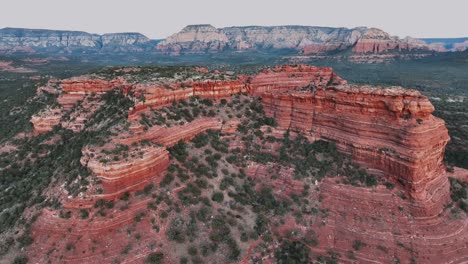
[1,0,467,39]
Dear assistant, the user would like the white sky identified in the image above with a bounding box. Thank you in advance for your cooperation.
[1,0,467,39]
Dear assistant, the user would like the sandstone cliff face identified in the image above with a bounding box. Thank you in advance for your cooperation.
[307,179,468,263]
[130,80,248,116]
[26,65,465,263]
[249,64,347,96]
[30,107,62,135]
[31,77,132,134]
[61,77,124,94]
[115,118,223,146]
[261,85,450,216]
[81,144,169,196]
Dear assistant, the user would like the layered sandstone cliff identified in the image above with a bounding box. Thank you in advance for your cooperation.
[261,85,450,216]
[115,118,223,146]
[249,64,347,95]
[61,77,124,94]
[80,144,169,196]
[31,78,128,134]
[30,107,62,135]
[26,64,465,264]
[130,79,248,116]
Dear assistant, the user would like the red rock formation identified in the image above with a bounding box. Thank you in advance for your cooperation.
[30,107,63,134]
[261,85,450,217]
[192,80,248,99]
[61,96,104,132]
[130,80,248,117]
[29,198,177,263]
[56,93,85,111]
[32,77,135,134]
[26,64,464,263]
[249,64,347,96]
[131,84,192,115]
[115,118,223,146]
[61,77,125,94]
[80,144,169,196]
[311,179,468,263]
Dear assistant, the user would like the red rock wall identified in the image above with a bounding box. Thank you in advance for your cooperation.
[192,80,248,98]
[311,179,468,263]
[130,80,248,116]
[130,85,193,115]
[61,78,124,94]
[262,86,450,216]
[115,118,223,146]
[249,64,347,96]
[30,108,63,134]
[81,145,169,195]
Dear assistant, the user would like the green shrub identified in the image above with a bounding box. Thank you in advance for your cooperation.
[211,192,224,203]
[146,252,164,264]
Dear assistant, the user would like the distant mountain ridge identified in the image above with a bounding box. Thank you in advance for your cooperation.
[156,24,450,54]
[0,25,466,55]
[0,27,160,53]
[421,37,468,51]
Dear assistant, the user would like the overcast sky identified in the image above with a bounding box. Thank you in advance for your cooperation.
[1,0,466,39]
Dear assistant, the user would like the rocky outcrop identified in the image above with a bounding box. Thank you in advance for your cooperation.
[249,64,347,96]
[130,80,248,116]
[131,85,192,114]
[81,144,169,196]
[61,96,103,132]
[261,85,450,216]
[31,78,128,134]
[30,107,63,134]
[310,179,468,263]
[61,78,125,94]
[193,80,248,98]
[115,118,223,146]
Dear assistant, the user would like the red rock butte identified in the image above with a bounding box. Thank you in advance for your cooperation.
[27,64,467,263]
[31,64,450,216]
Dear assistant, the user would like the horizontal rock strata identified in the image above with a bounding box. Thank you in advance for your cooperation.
[80,145,169,196]
[261,85,450,217]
